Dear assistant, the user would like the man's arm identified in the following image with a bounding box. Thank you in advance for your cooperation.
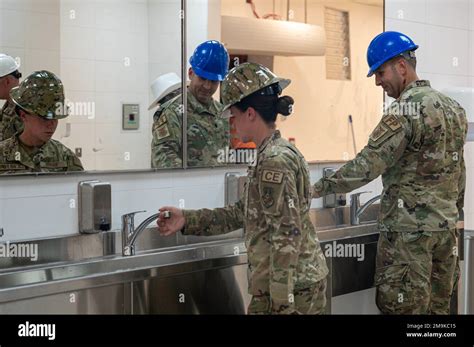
[313,114,411,198]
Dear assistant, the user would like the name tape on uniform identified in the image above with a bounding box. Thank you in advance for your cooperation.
[261,169,284,184]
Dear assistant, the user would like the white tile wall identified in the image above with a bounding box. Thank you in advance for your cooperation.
[94,123,150,156]
[384,18,428,72]
[385,0,426,23]
[26,12,60,51]
[0,0,61,89]
[425,26,469,76]
[60,59,95,92]
[148,1,180,36]
[28,0,60,15]
[470,30,474,76]
[0,163,384,242]
[94,1,131,32]
[470,0,474,32]
[426,0,470,30]
[60,26,95,60]
[93,153,149,171]
[60,0,96,28]
[0,9,27,48]
[58,0,151,170]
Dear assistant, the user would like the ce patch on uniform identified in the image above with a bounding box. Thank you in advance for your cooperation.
[261,169,284,184]
[153,114,171,140]
[260,169,286,214]
[369,114,403,148]
[156,124,170,140]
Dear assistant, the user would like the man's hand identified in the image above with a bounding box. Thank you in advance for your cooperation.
[157,206,185,236]
[312,186,321,199]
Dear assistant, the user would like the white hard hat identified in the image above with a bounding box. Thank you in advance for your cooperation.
[0,54,20,78]
[148,72,182,111]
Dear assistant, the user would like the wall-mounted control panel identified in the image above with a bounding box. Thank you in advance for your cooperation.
[122,104,140,130]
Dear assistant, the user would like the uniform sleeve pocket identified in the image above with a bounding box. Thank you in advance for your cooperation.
[374,263,413,313]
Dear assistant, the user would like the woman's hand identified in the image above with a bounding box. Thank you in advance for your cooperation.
[157,206,185,236]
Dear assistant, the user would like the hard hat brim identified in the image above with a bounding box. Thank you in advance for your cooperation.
[192,65,226,82]
[9,86,69,119]
[220,77,291,118]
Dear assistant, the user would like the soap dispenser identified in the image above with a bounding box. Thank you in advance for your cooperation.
[78,180,112,234]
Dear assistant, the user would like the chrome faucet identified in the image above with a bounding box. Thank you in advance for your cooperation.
[350,192,381,225]
[121,210,169,256]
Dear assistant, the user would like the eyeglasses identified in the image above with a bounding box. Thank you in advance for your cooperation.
[8,70,22,79]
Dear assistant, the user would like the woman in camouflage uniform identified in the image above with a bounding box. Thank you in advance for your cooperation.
[158,62,328,315]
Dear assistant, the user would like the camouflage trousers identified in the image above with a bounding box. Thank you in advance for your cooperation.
[375,229,459,315]
[247,278,327,315]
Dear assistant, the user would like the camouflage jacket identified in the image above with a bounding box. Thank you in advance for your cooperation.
[151,89,230,168]
[183,131,329,314]
[0,135,84,174]
[0,100,23,142]
[313,80,467,232]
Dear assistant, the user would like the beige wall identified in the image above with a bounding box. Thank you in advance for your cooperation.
[221,0,384,161]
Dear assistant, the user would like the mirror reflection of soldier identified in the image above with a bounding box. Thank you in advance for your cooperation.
[158,63,329,315]
[148,72,181,116]
[148,72,181,168]
[313,31,467,314]
[151,40,230,169]
[0,54,23,142]
[0,70,84,174]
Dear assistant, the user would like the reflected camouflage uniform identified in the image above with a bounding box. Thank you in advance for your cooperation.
[0,70,84,173]
[0,100,23,141]
[313,80,467,314]
[0,134,83,173]
[151,89,230,168]
[183,131,329,314]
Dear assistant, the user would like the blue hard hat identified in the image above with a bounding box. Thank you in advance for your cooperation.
[189,40,229,81]
[366,31,418,77]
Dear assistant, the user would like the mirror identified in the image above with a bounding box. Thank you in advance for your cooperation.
[0,0,384,175]
[0,0,184,174]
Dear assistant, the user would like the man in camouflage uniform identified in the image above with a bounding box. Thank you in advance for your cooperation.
[0,70,83,173]
[158,63,328,314]
[0,54,23,141]
[313,31,466,314]
[151,40,230,169]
